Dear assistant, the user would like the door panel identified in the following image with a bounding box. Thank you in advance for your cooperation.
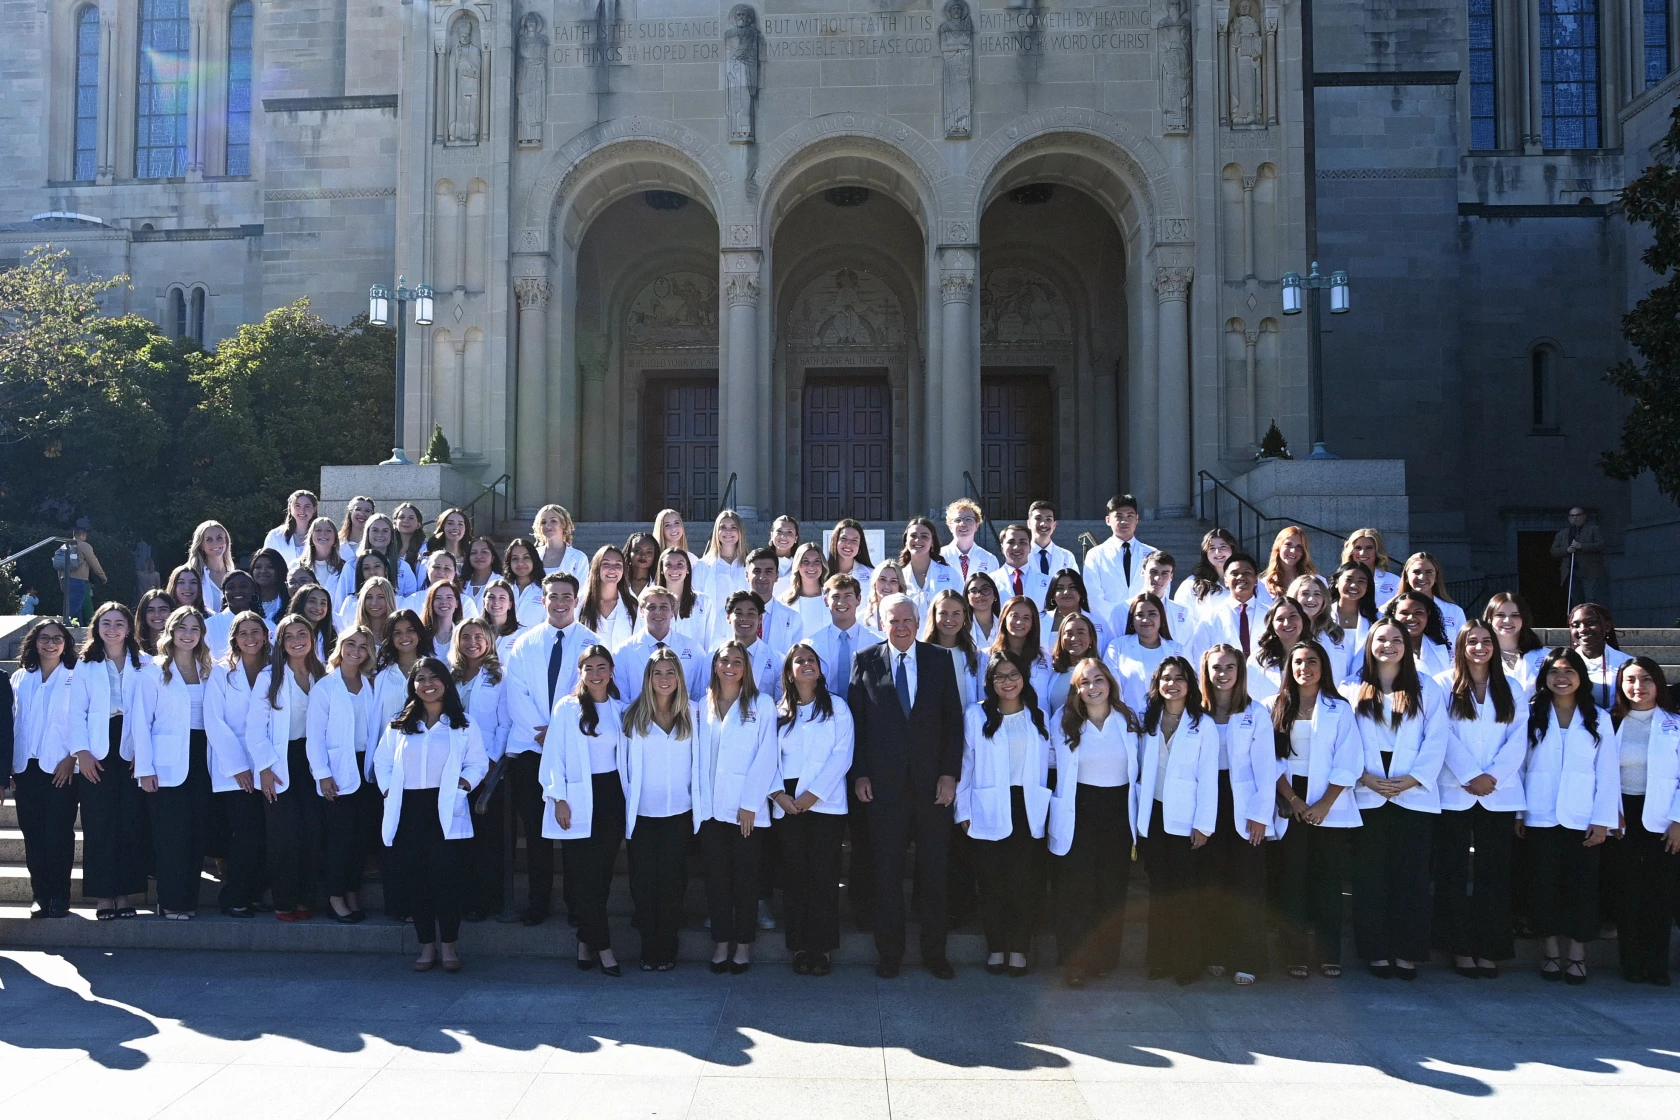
[642,373,719,521]
[980,371,1053,523]
[802,371,891,521]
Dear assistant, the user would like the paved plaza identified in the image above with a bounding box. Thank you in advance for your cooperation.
[0,948,1674,1120]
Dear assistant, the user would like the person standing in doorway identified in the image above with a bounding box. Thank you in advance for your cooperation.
[1551,507,1608,612]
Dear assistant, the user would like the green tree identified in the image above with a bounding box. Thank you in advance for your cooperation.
[1603,105,1680,502]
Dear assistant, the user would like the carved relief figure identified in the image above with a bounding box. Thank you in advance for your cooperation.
[447,16,483,144]
[1229,0,1263,127]
[1158,0,1191,133]
[724,6,760,143]
[626,273,720,346]
[980,268,1071,345]
[516,12,548,148]
[939,0,974,139]
[790,269,904,348]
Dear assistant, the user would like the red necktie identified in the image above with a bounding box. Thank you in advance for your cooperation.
[757,618,763,639]
[1012,568,1023,598]
[961,554,970,580]
[1238,602,1250,657]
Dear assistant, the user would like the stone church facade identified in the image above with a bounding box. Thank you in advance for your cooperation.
[2,0,1677,617]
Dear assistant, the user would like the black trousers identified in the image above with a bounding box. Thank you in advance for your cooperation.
[1608,794,1677,979]
[701,817,762,945]
[79,720,150,899]
[1201,771,1269,976]
[947,822,979,928]
[218,788,268,908]
[13,759,79,904]
[780,790,845,955]
[561,773,626,953]
[464,770,507,915]
[1055,783,1132,974]
[1527,824,1601,943]
[973,788,1041,955]
[629,812,690,964]
[1274,776,1351,967]
[868,780,953,964]
[1352,800,1435,963]
[507,751,555,914]
[845,782,875,928]
[1432,804,1517,961]
[1141,800,1203,980]
[395,788,468,943]
[148,730,213,912]
[266,738,323,911]
[322,761,376,897]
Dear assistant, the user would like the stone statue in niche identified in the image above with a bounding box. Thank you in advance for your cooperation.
[1228,0,1264,127]
[516,12,547,148]
[1158,0,1191,134]
[724,6,760,143]
[446,16,483,144]
[939,0,974,139]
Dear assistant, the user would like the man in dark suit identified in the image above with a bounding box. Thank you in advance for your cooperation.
[848,593,964,978]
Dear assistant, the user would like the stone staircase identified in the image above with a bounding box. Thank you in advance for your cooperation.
[1536,628,1680,682]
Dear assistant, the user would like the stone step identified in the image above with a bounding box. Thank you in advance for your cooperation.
[0,828,81,863]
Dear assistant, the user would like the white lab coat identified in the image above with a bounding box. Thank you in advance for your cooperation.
[771,701,855,817]
[1271,694,1364,834]
[1520,710,1621,830]
[956,707,1052,842]
[1349,676,1449,813]
[130,660,198,788]
[373,721,489,845]
[619,709,699,838]
[11,665,76,774]
[941,542,999,578]
[539,695,624,840]
[305,669,379,795]
[1431,670,1527,813]
[695,692,779,828]
[1046,714,1141,856]
[1629,710,1680,834]
[459,668,511,763]
[1082,535,1156,628]
[1104,634,1184,716]
[1218,701,1283,837]
[503,622,601,756]
[991,564,1052,610]
[68,656,141,763]
[204,663,277,793]
[246,666,315,794]
[901,559,962,615]
[1135,713,1221,838]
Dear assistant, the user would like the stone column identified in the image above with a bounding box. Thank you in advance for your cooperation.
[185,8,204,178]
[722,251,762,520]
[1154,266,1193,516]
[938,247,977,503]
[513,277,551,510]
[1240,176,1257,279]
[97,14,116,182]
[1522,0,1544,152]
[1243,326,1261,446]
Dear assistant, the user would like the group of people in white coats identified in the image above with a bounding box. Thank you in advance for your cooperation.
[6,488,1677,988]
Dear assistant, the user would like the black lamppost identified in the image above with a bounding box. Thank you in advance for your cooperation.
[368,276,435,465]
[1280,261,1350,460]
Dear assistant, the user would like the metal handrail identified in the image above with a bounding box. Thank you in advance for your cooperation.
[1197,469,1364,560]
[1447,572,1517,618]
[961,471,1003,556]
[462,473,511,536]
[0,536,71,568]
[720,472,738,518]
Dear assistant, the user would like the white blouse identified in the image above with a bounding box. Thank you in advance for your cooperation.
[400,720,454,789]
[630,723,694,818]
[1070,715,1136,788]
[1620,707,1655,796]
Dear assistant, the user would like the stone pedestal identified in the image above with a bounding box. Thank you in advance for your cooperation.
[319,463,484,524]
[1224,459,1409,569]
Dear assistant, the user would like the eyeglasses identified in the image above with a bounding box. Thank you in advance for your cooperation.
[35,633,66,645]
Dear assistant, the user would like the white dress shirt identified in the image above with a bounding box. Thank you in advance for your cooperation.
[399,720,456,789]
[941,542,999,579]
[1032,541,1081,577]
[804,622,882,699]
[887,643,919,707]
[992,563,1052,608]
[627,722,695,819]
[613,628,709,703]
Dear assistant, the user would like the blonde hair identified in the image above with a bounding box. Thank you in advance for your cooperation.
[944,497,984,526]
[1400,551,1456,605]
[1261,526,1317,600]
[188,520,235,582]
[157,605,212,683]
[449,617,505,686]
[339,495,376,545]
[637,583,679,611]
[652,508,690,554]
[864,560,905,628]
[706,639,761,721]
[1198,643,1252,716]
[622,647,694,740]
[701,509,745,562]
[1342,528,1391,574]
[298,516,345,573]
[354,576,398,632]
[1286,573,1343,644]
[328,625,375,673]
[532,504,575,546]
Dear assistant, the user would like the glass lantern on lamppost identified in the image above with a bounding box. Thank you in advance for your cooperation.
[368,275,435,466]
[1279,261,1351,460]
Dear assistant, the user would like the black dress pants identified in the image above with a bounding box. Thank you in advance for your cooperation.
[79,720,150,900]
[701,817,762,945]
[1201,771,1269,976]
[14,759,79,905]
[464,769,507,915]
[1352,800,1435,963]
[218,787,268,909]
[561,773,625,953]
[972,787,1041,955]
[395,788,468,943]
[507,751,554,915]
[148,730,213,912]
[868,780,953,964]
[629,812,690,964]
[322,759,375,898]
[845,781,875,928]
[1141,800,1202,981]
[780,785,845,956]
[1608,794,1677,980]
[266,738,323,911]
[1054,783,1132,974]
[1274,776,1351,967]
[1527,824,1601,943]
[1432,804,1516,961]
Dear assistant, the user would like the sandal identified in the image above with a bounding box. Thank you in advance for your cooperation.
[1564,959,1587,986]
[1540,955,1563,982]
[116,907,138,920]
[160,910,192,921]
[1234,972,1256,986]
[95,908,118,921]
[1319,964,1343,979]
[1287,964,1309,980]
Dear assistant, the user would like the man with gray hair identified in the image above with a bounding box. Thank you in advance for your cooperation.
[847,593,965,979]
[1550,506,1607,610]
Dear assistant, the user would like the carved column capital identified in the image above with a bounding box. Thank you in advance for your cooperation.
[1153,266,1194,302]
[514,277,551,311]
[940,271,975,304]
[725,273,760,307]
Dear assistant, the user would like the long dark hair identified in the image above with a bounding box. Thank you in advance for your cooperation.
[1448,619,1517,724]
[707,639,762,722]
[580,544,636,631]
[288,583,339,658]
[924,589,979,674]
[501,536,545,590]
[992,594,1044,664]
[249,548,290,620]
[1270,639,1345,759]
[571,643,619,737]
[1483,591,1543,654]
[391,656,470,732]
[1610,656,1678,725]
[1123,591,1176,644]
[1526,646,1601,748]
[267,614,327,709]
[898,516,950,566]
[1330,560,1379,624]
[1049,613,1098,673]
[776,641,835,732]
[1190,528,1239,601]
[79,602,142,668]
[1141,655,1204,734]
[1058,657,1140,749]
[351,550,391,596]
[1387,589,1449,649]
[979,650,1050,739]
[1353,620,1423,729]
[478,578,522,638]
[1041,567,1093,615]
[376,608,436,672]
[20,618,78,672]
[463,535,502,586]
[1253,596,1304,670]
[827,517,876,572]
[135,588,179,655]
[656,546,699,618]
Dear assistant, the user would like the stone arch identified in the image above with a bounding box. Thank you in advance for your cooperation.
[516,118,731,254]
[754,114,946,239]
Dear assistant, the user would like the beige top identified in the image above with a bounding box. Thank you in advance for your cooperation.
[67,537,106,582]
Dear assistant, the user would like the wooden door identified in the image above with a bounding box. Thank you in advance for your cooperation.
[1517,530,1568,626]
[980,371,1053,522]
[802,371,891,521]
[642,372,719,521]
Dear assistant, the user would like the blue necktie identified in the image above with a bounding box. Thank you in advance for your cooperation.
[547,627,565,707]
[894,651,912,717]
[833,629,852,701]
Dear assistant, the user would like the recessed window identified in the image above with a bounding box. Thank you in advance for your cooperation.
[1646,0,1671,87]
[189,287,205,342]
[1540,0,1601,148]
[73,7,99,181]
[136,0,190,177]
[227,1,253,175]
[1531,346,1560,430]
[168,288,187,339]
[1468,0,1497,149]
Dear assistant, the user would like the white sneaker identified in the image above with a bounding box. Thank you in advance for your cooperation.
[757,900,776,930]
